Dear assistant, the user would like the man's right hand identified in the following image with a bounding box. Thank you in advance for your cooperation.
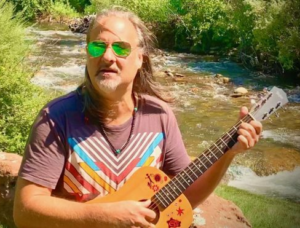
[14,178,156,228]
[96,200,156,228]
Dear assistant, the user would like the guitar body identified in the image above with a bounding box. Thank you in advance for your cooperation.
[87,166,193,228]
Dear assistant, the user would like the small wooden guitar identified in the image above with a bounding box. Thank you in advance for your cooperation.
[87,87,288,228]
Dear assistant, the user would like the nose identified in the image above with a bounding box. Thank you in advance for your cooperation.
[101,45,116,64]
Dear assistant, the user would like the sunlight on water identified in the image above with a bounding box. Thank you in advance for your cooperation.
[228,166,300,202]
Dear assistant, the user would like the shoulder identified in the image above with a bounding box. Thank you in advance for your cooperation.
[42,90,83,119]
[140,94,173,115]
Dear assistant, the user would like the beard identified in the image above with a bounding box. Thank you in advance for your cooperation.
[94,73,122,92]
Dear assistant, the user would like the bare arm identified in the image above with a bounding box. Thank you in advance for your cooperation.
[183,107,262,208]
[14,178,156,228]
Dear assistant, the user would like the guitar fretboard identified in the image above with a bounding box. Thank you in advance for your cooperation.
[151,114,254,209]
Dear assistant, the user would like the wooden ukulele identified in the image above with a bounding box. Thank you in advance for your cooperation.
[87,87,288,228]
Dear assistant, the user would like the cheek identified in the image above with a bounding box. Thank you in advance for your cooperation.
[119,59,139,77]
[87,58,100,74]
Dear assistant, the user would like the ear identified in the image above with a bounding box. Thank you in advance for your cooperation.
[136,50,143,69]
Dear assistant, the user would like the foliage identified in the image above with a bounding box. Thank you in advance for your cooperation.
[50,1,80,21]
[215,185,300,228]
[0,0,50,154]
[228,0,300,73]
[8,0,82,20]
[9,0,53,20]
[171,0,235,53]
[86,0,173,23]
[68,0,90,12]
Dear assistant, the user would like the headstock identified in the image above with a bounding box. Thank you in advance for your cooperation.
[250,87,288,121]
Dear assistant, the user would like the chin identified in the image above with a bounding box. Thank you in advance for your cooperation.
[96,78,121,92]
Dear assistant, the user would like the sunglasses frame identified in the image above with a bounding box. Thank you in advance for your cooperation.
[87,40,133,58]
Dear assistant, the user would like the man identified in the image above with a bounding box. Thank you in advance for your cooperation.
[13,7,262,228]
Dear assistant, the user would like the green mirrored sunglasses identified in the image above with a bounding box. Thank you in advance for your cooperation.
[87,41,132,58]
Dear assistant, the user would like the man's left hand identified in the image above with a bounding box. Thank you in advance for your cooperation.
[231,106,263,154]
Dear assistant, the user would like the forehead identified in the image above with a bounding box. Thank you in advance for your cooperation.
[90,16,139,44]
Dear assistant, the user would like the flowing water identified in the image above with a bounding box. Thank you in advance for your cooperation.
[26,24,300,202]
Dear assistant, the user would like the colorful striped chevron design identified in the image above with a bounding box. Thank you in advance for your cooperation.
[63,132,164,201]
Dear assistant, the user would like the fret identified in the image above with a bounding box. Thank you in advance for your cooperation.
[213,143,224,154]
[220,137,230,149]
[177,172,190,187]
[165,182,180,199]
[162,185,175,203]
[215,140,227,152]
[226,132,236,142]
[199,158,208,169]
[187,165,198,179]
[180,170,194,186]
[173,175,187,191]
[153,192,168,208]
[208,148,219,160]
[202,153,213,165]
[166,182,181,199]
[194,159,204,174]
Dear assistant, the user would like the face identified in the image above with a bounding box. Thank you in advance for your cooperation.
[86,16,143,94]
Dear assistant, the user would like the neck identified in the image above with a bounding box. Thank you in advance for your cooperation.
[101,90,136,126]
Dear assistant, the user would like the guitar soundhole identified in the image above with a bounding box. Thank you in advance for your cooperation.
[140,199,160,225]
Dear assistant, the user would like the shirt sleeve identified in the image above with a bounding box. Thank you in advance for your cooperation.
[161,105,191,176]
[19,109,66,189]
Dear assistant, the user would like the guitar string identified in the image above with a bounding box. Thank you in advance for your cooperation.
[148,115,252,210]
[149,91,274,210]
[147,114,254,211]
[157,115,253,207]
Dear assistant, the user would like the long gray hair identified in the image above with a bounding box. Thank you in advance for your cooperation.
[79,7,171,123]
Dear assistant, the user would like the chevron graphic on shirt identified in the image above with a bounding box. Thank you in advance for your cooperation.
[63,132,164,200]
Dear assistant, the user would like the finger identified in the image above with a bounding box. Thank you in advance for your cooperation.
[144,208,156,221]
[139,200,156,221]
[239,122,257,142]
[237,135,249,150]
[250,120,263,136]
[237,129,255,148]
[140,199,152,207]
[138,219,155,228]
[239,106,248,120]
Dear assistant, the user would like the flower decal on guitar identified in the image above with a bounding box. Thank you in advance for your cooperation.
[167,218,181,228]
[145,173,166,192]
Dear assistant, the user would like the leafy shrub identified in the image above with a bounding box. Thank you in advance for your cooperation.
[9,0,53,20]
[51,1,80,21]
[86,0,172,23]
[0,0,50,154]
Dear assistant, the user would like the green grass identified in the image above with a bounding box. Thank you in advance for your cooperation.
[215,185,300,228]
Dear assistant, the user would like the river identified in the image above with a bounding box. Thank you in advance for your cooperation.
[26,23,300,203]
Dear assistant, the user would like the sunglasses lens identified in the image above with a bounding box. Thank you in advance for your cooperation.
[88,42,106,57]
[112,42,131,57]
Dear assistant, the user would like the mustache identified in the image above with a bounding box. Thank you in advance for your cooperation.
[96,67,118,75]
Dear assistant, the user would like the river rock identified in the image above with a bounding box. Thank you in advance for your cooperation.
[0,152,22,227]
[175,73,185,78]
[234,87,248,95]
[191,194,251,228]
[215,73,224,78]
[223,77,230,83]
[69,15,95,34]
[231,87,249,97]
[164,70,174,78]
